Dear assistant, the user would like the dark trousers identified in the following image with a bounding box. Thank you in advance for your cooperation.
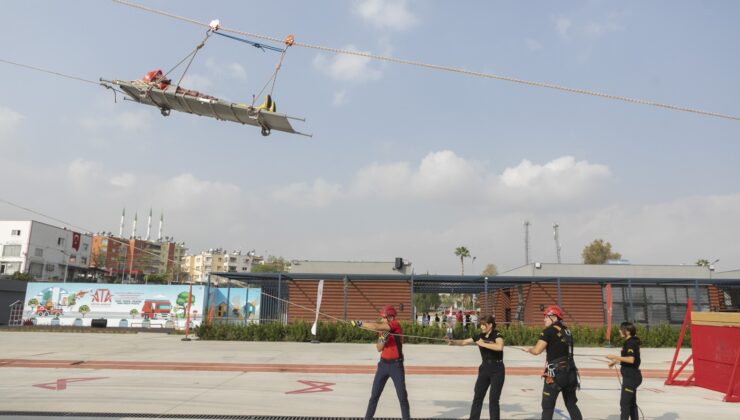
[620,368,642,420]
[470,362,505,420]
[541,369,582,420]
[364,359,410,420]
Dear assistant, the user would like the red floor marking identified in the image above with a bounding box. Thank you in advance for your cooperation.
[285,380,335,394]
[1,358,675,378]
[32,377,108,391]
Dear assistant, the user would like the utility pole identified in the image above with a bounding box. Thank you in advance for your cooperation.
[553,223,562,263]
[523,221,531,265]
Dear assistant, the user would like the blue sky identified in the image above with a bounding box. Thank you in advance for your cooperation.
[1,0,739,274]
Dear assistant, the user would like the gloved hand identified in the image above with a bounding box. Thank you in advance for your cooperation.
[378,330,390,344]
[350,320,363,328]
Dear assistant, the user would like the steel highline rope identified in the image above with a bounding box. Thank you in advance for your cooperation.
[111,0,740,122]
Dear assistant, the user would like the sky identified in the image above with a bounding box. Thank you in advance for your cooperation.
[1,0,739,275]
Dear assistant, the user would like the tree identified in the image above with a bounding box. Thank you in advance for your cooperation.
[91,251,107,270]
[454,246,471,275]
[28,298,39,307]
[251,256,290,273]
[582,239,622,264]
[130,308,139,318]
[144,274,166,284]
[695,259,710,267]
[481,264,498,276]
[78,305,90,318]
[413,293,441,313]
[10,272,33,281]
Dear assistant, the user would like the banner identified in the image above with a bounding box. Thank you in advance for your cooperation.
[72,232,81,251]
[23,282,205,328]
[605,283,613,345]
[311,279,324,336]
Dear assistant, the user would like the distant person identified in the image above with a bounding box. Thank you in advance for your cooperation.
[607,322,642,420]
[447,315,505,420]
[352,305,410,420]
[522,305,583,420]
[446,320,454,339]
[434,313,440,326]
[465,313,471,327]
[471,312,479,328]
[456,310,463,324]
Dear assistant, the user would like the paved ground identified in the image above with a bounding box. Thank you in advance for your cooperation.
[0,331,737,419]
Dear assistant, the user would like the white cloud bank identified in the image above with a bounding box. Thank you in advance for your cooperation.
[313,45,383,83]
[353,0,418,31]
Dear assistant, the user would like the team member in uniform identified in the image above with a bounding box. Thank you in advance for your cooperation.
[447,315,506,420]
[607,321,642,420]
[351,305,410,420]
[523,305,583,420]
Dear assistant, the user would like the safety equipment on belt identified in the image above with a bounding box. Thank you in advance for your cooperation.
[378,330,390,345]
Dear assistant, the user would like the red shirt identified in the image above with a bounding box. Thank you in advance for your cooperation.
[380,319,403,361]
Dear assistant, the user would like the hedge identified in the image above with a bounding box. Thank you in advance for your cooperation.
[196,320,690,347]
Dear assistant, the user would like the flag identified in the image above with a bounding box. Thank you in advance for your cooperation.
[311,279,324,336]
[605,283,613,345]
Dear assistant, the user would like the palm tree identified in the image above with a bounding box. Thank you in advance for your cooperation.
[454,246,471,276]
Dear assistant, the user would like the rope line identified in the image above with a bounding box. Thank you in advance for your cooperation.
[0,58,100,85]
[111,0,740,122]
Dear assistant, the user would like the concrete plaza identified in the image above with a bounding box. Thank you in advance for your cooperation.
[0,331,738,419]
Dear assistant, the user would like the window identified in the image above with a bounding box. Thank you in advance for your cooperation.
[83,244,88,251]
[28,262,43,278]
[35,248,44,257]
[81,257,87,265]
[3,262,21,274]
[612,285,710,325]
[45,263,55,272]
[11,229,21,236]
[57,237,65,246]
[2,244,21,257]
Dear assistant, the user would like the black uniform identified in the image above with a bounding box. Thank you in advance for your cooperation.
[469,329,505,420]
[539,322,583,420]
[620,337,642,420]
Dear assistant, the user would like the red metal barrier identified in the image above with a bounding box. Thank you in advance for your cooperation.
[666,298,740,402]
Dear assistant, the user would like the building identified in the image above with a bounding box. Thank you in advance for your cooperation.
[90,234,186,283]
[289,258,412,275]
[0,220,92,281]
[488,263,737,326]
[182,249,260,283]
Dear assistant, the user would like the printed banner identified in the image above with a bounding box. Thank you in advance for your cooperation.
[23,282,205,329]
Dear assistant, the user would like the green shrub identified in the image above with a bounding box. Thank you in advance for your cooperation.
[196,320,690,347]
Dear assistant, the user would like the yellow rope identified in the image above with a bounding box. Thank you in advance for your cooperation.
[112,0,740,122]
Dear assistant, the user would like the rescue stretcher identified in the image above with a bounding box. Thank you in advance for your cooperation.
[103,78,310,137]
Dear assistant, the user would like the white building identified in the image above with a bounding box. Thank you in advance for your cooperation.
[0,221,93,281]
[182,249,260,283]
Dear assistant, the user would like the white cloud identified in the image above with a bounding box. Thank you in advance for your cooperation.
[272,178,342,208]
[525,38,543,51]
[333,90,348,106]
[350,152,609,207]
[313,46,383,82]
[67,159,104,192]
[80,111,151,131]
[109,173,136,189]
[585,22,625,36]
[353,0,418,31]
[552,16,572,39]
[205,58,247,81]
[0,106,23,134]
[180,74,213,91]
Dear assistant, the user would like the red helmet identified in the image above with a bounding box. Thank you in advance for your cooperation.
[380,305,397,317]
[543,305,563,319]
